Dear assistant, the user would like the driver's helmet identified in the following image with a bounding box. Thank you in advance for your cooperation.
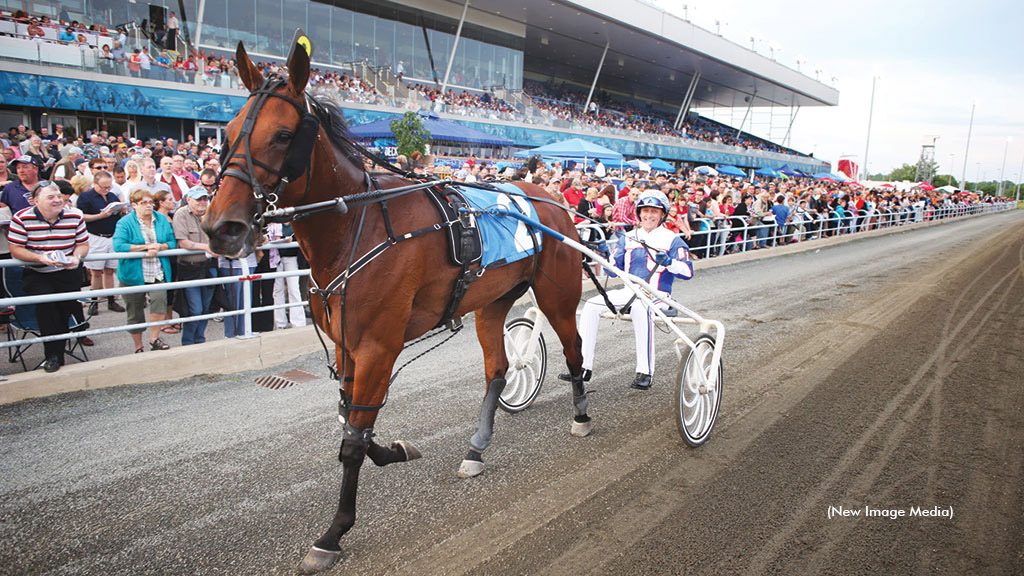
[635,189,671,222]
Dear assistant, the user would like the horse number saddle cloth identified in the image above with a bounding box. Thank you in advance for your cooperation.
[425,182,543,270]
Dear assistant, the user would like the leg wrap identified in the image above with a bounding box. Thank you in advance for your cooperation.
[469,378,506,453]
[571,375,590,419]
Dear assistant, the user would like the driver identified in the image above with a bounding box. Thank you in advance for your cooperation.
[563,189,694,390]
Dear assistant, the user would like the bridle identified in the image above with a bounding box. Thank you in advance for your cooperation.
[218,74,322,225]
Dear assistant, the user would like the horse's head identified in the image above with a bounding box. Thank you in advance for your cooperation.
[203,37,318,257]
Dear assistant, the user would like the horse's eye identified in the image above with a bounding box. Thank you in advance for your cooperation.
[275,131,293,144]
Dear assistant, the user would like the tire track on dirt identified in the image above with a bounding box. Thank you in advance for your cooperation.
[391,216,1024,576]
[744,228,1023,574]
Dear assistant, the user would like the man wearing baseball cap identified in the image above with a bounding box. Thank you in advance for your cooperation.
[172,185,217,345]
[51,145,83,181]
[0,155,41,214]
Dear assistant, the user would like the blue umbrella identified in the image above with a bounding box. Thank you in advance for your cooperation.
[716,164,747,178]
[754,166,779,178]
[513,138,624,164]
[694,165,719,176]
[647,158,676,173]
[777,165,804,178]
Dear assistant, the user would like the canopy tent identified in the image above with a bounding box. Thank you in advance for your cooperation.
[349,111,513,146]
[832,172,852,182]
[694,165,718,176]
[647,158,676,173]
[627,159,652,172]
[878,183,896,189]
[812,172,838,182]
[915,182,936,191]
[937,185,958,193]
[513,138,624,165]
[716,164,747,178]
[753,166,779,178]
[777,165,807,178]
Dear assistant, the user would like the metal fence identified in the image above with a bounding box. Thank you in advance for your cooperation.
[0,241,308,355]
[0,202,1016,368]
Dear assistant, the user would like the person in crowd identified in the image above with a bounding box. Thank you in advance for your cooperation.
[166,11,179,49]
[112,189,176,353]
[157,155,188,202]
[51,145,84,181]
[76,170,128,314]
[266,221,307,330]
[1,155,41,214]
[123,159,141,185]
[563,190,693,390]
[7,181,90,372]
[611,186,640,231]
[58,26,76,43]
[26,18,45,40]
[82,134,103,160]
[125,157,171,198]
[770,194,790,245]
[128,48,142,78]
[153,188,180,334]
[575,186,600,224]
[0,157,13,189]
[173,185,218,345]
[138,46,153,79]
[110,40,126,75]
[751,191,772,249]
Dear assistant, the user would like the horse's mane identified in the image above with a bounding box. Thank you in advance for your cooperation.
[306,92,364,171]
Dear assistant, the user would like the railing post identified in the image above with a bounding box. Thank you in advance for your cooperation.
[240,258,254,339]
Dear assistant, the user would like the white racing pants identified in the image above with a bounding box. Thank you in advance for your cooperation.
[579,287,661,376]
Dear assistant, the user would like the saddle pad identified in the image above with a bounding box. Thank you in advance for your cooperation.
[457,183,543,268]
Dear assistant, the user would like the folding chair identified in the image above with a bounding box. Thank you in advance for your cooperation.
[2,267,42,371]
[2,266,89,370]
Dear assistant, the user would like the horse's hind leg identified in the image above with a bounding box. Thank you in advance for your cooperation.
[458,298,517,478]
[532,277,593,437]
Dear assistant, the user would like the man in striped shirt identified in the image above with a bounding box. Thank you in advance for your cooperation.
[7,181,89,373]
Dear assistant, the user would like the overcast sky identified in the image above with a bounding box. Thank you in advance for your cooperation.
[652,0,1024,183]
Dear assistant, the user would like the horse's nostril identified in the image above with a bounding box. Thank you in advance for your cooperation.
[217,221,249,239]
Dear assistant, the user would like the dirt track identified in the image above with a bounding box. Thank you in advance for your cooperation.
[1,211,1022,575]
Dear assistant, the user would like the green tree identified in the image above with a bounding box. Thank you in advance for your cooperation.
[390,111,430,158]
[887,163,918,181]
[932,174,959,187]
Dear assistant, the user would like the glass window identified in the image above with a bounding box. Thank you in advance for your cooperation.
[306,2,331,65]
[282,0,307,55]
[226,0,256,50]
[254,0,281,56]
[201,0,230,50]
[375,18,395,72]
[351,12,374,65]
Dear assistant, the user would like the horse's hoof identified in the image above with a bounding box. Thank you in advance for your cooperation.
[298,546,341,574]
[571,420,594,437]
[393,440,422,461]
[457,459,485,478]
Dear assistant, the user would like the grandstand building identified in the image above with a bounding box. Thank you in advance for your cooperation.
[0,0,837,172]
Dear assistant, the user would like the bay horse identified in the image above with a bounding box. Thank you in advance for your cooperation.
[202,38,592,573]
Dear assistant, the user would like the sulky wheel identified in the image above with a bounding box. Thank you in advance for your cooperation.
[674,334,723,447]
[499,317,547,413]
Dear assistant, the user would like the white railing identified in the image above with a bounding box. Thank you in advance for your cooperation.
[0,242,308,353]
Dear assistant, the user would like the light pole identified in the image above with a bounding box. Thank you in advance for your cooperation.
[861,75,877,181]
[948,153,955,186]
[960,102,975,191]
[1016,152,1023,202]
[997,137,1010,196]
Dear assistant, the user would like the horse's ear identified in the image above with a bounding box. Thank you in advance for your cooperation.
[235,41,262,92]
[286,30,312,94]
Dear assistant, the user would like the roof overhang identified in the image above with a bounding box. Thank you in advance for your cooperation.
[436,0,838,109]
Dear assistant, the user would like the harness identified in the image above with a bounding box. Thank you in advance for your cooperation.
[218,76,550,430]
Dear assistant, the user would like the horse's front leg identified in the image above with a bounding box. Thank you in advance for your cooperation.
[299,342,411,574]
[458,300,516,478]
